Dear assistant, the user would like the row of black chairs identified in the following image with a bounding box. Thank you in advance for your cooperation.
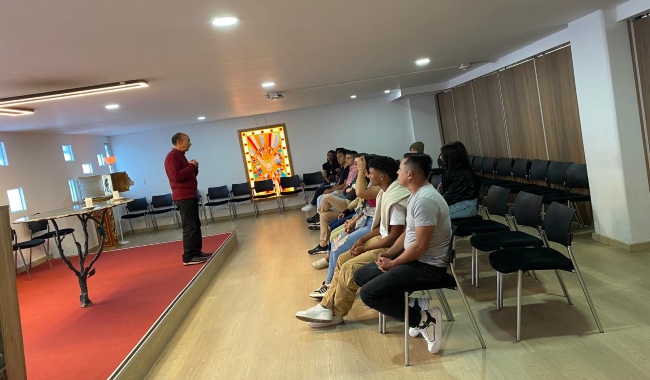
[469,156,591,227]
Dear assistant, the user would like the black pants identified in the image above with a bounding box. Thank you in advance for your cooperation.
[354,261,447,327]
[175,198,202,261]
[310,183,332,205]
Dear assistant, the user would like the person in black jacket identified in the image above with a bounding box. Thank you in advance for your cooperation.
[438,141,480,219]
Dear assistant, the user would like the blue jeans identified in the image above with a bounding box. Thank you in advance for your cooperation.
[325,216,373,283]
[449,198,478,220]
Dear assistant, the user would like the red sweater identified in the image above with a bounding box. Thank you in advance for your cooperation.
[164,149,199,201]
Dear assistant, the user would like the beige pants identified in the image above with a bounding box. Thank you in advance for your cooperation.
[321,235,386,317]
[318,194,350,242]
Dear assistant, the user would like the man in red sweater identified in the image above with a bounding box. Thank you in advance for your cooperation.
[164,133,208,265]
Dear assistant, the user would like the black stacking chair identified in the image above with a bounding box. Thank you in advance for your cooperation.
[453,185,512,286]
[468,192,545,287]
[12,229,46,280]
[478,157,499,187]
[541,163,590,227]
[302,171,324,192]
[489,202,604,341]
[490,158,534,193]
[121,197,151,234]
[471,156,483,174]
[205,186,232,221]
[28,217,77,269]
[148,194,179,230]
[378,226,486,365]
[252,179,281,217]
[279,175,304,212]
[230,182,253,218]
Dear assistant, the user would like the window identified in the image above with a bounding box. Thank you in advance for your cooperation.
[7,188,26,213]
[97,153,105,166]
[68,179,80,202]
[0,142,7,166]
[62,145,74,161]
[104,143,111,158]
[82,163,93,174]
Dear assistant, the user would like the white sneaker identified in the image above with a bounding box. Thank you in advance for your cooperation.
[307,315,343,328]
[296,304,333,323]
[312,257,329,270]
[309,282,330,298]
[301,204,315,211]
[414,307,442,353]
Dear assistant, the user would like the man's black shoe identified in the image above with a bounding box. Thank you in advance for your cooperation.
[306,213,319,223]
[183,256,208,266]
[307,244,328,255]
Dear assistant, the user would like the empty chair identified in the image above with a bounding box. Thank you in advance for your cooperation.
[471,156,483,174]
[27,217,77,269]
[12,229,46,280]
[148,193,179,230]
[378,226,486,365]
[196,190,209,223]
[489,202,604,341]
[279,175,304,212]
[252,179,281,217]
[230,182,253,218]
[121,197,151,234]
[205,186,232,221]
[541,163,590,227]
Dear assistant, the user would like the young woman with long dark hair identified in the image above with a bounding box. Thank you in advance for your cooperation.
[438,141,480,219]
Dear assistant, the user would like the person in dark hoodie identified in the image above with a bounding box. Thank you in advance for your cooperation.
[438,141,480,219]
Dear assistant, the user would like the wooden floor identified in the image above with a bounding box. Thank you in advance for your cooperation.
[130,209,650,379]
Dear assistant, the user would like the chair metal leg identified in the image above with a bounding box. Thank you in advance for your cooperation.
[497,271,503,310]
[450,265,486,348]
[16,249,31,280]
[475,248,480,288]
[531,270,538,280]
[404,291,410,366]
[568,247,604,333]
[554,270,573,305]
[471,247,476,286]
[517,270,523,342]
[436,289,455,321]
[128,220,134,234]
[378,313,386,333]
[570,201,587,228]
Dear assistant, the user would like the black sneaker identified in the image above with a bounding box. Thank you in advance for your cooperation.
[307,224,321,231]
[183,256,208,266]
[197,252,213,257]
[307,244,328,255]
[306,213,319,224]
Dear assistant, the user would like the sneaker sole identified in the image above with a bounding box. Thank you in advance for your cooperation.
[430,307,443,354]
[295,314,333,323]
[183,260,207,266]
[309,293,326,299]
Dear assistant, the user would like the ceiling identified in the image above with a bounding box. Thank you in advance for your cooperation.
[0,0,624,136]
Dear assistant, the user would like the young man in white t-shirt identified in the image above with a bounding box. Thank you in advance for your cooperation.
[354,153,452,354]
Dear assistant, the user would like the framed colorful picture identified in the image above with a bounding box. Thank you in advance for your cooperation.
[238,124,294,192]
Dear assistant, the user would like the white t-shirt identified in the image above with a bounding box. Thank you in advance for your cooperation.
[380,204,406,238]
[404,184,452,267]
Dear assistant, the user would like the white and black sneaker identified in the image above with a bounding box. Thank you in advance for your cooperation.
[414,307,442,353]
[309,282,330,298]
[307,244,328,255]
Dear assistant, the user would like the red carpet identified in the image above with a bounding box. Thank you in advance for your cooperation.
[15,233,231,380]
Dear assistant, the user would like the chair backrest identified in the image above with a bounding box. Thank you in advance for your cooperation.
[542,202,576,247]
[481,157,496,176]
[11,228,17,244]
[468,155,475,167]
[495,158,514,177]
[529,159,550,182]
[546,161,571,187]
[232,182,252,197]
[512,192,543,228]
[302,171,324,186]
[28,219,48,235]
[151,194,173,208]
[472,156,483,173]
[485,185,510,217]
[253,179,275,193]
[208,186,230,200]
[127,197,149,213]
[280,175,301,189]
[565,163,589,189]
[511,159,530,180]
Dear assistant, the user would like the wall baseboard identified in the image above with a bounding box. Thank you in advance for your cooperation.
[591,233,650,253]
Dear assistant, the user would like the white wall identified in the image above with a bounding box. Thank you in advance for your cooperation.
[407,94,444,156]
[0,132,110,267]
[109,96,415,222]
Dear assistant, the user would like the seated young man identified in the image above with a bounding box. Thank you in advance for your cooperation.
[302,149,342,212]
[296,155,410,327]
[354,153,452,354]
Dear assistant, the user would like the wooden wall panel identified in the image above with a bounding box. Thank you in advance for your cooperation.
[500,60,548,160]
[451,84,482,155]
[536,46,586,163]
[436,91,458,144]
[473,73,509,158]
[632,17,650,187]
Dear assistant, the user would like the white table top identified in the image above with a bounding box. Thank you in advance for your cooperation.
[13,198,133,223]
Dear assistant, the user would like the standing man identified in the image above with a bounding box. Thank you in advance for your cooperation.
[164,132,208,266]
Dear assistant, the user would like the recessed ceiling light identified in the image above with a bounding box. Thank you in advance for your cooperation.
[262,82,276,88]
[415,58,431,66]
[105,104,120,110]
[384,90,391,94]
[198,116,206,120]
[211,17,239,27]
[350,95,357,99]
